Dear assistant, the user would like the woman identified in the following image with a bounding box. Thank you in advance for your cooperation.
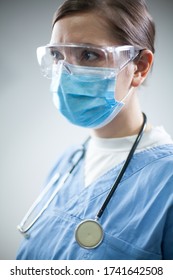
[17,0,173,260]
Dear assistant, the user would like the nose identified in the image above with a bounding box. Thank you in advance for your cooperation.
[63,54,77,65]
[61,47,77,65]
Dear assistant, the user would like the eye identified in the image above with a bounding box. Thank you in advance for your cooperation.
[50,49,64,62]
[81,50,100,62]
[77,48,106,67]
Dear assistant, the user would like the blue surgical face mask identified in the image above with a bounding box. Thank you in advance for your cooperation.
[50,62,124,129]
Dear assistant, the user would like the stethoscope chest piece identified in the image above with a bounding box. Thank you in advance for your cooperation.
[75,219,104,249]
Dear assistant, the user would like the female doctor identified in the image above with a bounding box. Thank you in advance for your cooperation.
[17,0,173,260]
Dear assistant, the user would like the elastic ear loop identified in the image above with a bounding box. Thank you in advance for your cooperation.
[117,51,139,105]
[120,86,134,104]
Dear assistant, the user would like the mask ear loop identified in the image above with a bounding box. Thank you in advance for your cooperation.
[115,61,135,104]
[121,86,134,104]
[117,51,140,105]
[120,50,143,104]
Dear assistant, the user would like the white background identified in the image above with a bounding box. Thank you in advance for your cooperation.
[1,260,172,279]
[0,0,173,259]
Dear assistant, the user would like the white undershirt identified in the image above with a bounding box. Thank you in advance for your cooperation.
[84,127,173,187]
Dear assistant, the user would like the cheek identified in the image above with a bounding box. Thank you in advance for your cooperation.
[115,66,134,101]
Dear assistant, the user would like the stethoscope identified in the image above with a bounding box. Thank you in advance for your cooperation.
[18,112,147,249]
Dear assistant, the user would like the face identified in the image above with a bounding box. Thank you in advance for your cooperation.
[50,12,135,101]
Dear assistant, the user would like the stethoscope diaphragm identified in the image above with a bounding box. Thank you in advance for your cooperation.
[75,219,104,249]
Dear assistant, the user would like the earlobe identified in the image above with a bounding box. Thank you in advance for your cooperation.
[131,50,154,87]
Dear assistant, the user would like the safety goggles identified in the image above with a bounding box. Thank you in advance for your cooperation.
[36,44,142,79]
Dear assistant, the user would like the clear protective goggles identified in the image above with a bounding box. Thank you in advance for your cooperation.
[36,43,142,79]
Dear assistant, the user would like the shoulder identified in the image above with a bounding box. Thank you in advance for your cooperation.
[136,144,173,165]
[126,144,173,184]
[130,144,173,192]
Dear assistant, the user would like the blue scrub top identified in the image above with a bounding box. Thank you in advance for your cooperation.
[16,144,173,260]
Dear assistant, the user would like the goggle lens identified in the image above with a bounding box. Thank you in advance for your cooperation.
[36,44,141,78]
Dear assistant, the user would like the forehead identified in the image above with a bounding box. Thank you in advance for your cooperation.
[50,12,117,46]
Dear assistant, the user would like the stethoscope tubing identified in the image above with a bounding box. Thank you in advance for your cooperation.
[17,145,87,235]
[96,113,147,219]
[17,114,146,239]
[17,172,60,234]
[74,112,147,249]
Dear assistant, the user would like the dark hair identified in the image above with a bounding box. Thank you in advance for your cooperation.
[52,0,155,53]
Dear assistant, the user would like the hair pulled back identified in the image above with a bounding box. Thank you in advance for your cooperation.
[52,0,155,53]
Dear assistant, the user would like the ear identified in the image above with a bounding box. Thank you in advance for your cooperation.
[131,50,154,87]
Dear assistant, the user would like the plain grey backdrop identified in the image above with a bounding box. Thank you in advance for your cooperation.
[0,0,173,259]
